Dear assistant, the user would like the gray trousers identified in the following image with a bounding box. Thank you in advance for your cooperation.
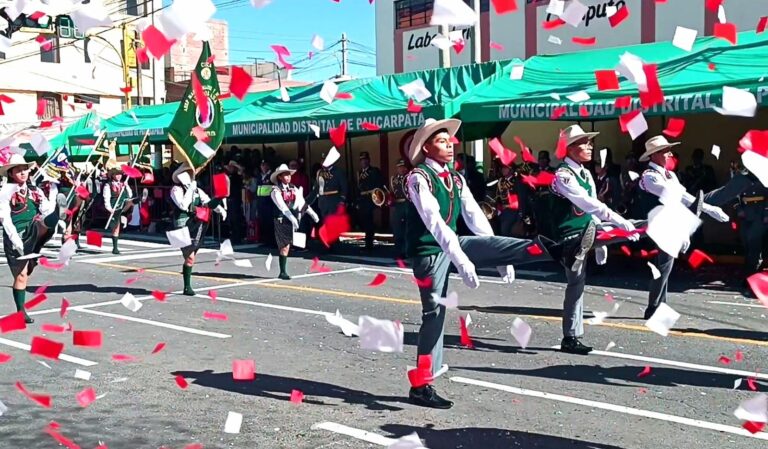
[412,235,553,375]
[563,260,587,338]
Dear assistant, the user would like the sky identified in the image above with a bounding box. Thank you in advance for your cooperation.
[213,0,378,82]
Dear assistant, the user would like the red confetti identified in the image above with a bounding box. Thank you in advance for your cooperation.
[614,96,632,109]
[191,71,209,124]
[746,272,768,308]
[175,375,189,389]
[620,246,632,257]
[735,350,744,362]
[555,131,568,159]
[60,298,70,318]
[73,330,102,348]
[739,130,768,157]
[452,39,465,55]
[318,205,351,248]
[36,98,47,117]
[271,44,294,70]
[30,336,64,360]
[520,171,556,189]
[506,193,519,210]
[203,311,228,321]
[687,249,714,269]
[368,273,388,287]
[520,141,536,163]
[208,290,218,302]
[361,122,381,131]
[637,366,652,378]
[119,86,132,94]
[396,258,407,269]
[572,36,597,46]
[639,64,664,108]
[329,121,347,149]
[718,356,731,365]
[24,293,48,310]
[233,359,256,381]
[195,206,211,223]
[413,276,433,288]
[704,0,722,12]
[75,185,90,200]
[604,294,615,303]
[459,316,474,348]
[608,5,629,28]
[406,98,423,113]
[757,16,768,34]
[491,0,517,14]
[662,117,685,138]
[111,354,138,362]
[619,110,642,133]
[229,66,253,101]
[44,427,79,449]
[407,355,434,388]
[121,165,142,179]
[0,352,12,364]
[39,257,65,270]
[713,22,737,45]
[85,231,102,247]
[142,25,174,59]
[151,342,166,354]
[489,137,516,166]
[310,257,332,273]
[290,389,304,403]
[579,105,590,117]
[16,381,52,408]
[747,377,759,391]
[41,324,66,333]
[192,125,210,142]
[526,244,543,256]
[335,92,354,100]
[76,387,96,407]
[550,105,567,120]
[542,18,565,30]
[743,421,765,434]
[213,173,230,199]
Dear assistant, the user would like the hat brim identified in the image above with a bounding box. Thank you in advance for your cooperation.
[171,164,194,184]
[408,119,462,165]
[565,132,600,147]
[639,142,681,162]
[270,168,296,184]
[0,162,35,177]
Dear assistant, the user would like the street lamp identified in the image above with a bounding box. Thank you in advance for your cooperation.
[86,25,132,109]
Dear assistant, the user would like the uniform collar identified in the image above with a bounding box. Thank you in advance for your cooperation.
[425,157,449,173]
[564,157,584,171]
[648,162,666,174]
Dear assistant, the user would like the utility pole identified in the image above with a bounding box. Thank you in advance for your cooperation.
[438,25,451,68]
[135,32,143,107]
[341,32,348,77]
[470,0,484,170]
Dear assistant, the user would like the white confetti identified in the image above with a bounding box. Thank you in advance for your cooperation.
[434,291,459,309]
[511,317,532,349]
[224,411,243,434]
[711,145,721,160]
[119,292,142,313]
[605,341,616,351]
[265,253,273,271]
[75,369,92,381]
[644,303,681,337]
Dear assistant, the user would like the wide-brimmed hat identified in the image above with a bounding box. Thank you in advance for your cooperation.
[40,165,61,184]
[270,163,296,184]
[561,124,600,147]
[0,154,35,176]
[172,163,194,184]
[639,135,681,162]
[408,118,461,165]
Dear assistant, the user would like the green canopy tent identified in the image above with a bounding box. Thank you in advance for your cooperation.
[460,31,768,126]
[19,112,100,161]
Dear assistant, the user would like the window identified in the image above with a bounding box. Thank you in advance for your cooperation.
[0,52,5,60]
[57,16,84,39]
[36,92,61,119]
[126,0,140,16]
[75,94,100,105]
[39,35,59,63]
[394,0,489,29]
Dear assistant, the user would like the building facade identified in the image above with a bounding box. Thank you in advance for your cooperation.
[0,0,166,136]
[376,0,765,75]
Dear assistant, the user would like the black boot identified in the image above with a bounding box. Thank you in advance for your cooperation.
[111,236,120,255]
[560,337,592,355]
[182,265,195,296]
[13,288,33,324]
[278,255,291,280]
[408,385,454,409]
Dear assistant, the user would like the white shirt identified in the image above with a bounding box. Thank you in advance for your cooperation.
[270,184,316,219]
[102,181,133,212]
[170,184,211,211]
[639,162,695,206]
[0,183,55,243]
[406,157,493,269]
[551,157,623,224]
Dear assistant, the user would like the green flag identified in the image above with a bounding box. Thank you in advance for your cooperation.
[168,41,224,173]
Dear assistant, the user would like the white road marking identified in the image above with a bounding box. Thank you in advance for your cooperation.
[28,268,362,316]
[311,422,396,446]
[359,266,555,283]
[451,376,768,440]
[708,300,765,309]
[193,294,331,317]
[78,249,216,264]
[0,337,98,367]
[73,308,231,338]
[551,346,768,380]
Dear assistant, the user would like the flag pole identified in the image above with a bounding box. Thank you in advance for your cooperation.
[103,131,150,230]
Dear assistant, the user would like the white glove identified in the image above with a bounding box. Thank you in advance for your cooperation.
[10,234,24,255]
[594,245,608,265]
[703,204,729,223]
[307,209,320,223]
[458,263,480,289]
[613,217,640,241]
[497,265,515,284]
[289,216,300,231]
[216,206,227,221]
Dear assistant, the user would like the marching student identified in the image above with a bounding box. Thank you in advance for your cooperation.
[103,166,133,255]
[270,164,319,280]
[0,154,57,323]
[170,164,226,296]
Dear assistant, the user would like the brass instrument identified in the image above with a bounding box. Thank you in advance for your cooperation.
[371,187,387,207]
[479,201,495,220]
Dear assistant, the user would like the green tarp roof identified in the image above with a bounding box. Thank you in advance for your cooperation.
[22,112,99,160]
[460,30,768,123]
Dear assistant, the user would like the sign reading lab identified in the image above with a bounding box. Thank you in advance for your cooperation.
[402,26,474,73]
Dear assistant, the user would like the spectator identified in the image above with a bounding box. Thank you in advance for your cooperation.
[683,148,717,194]
[289,159,309,193]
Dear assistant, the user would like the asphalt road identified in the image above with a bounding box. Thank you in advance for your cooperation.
[0,236,765,449]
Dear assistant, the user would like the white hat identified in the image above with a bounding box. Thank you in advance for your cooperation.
[639,135,681,162]
[561,124,600,148]
[408,118,461,165]
[172,163,194,184]
[270,163,296,184]
[0,153,35,176]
